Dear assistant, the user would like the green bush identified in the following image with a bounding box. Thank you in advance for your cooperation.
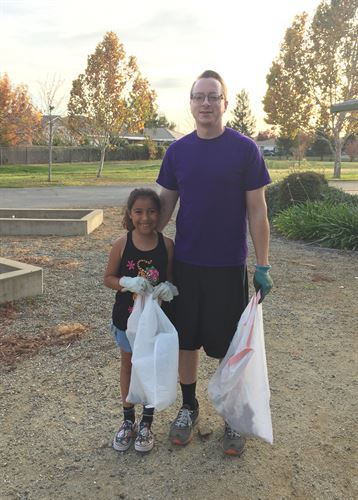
[156,145,166,159]
[265,182,282,219]
[322,186,358,207]
[143,138,157,160]
[278,171,328,210]
[273,201,358,250]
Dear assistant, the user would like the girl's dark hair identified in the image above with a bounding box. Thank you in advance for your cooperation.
[122,188,161,230]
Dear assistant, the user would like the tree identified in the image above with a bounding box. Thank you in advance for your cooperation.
[308,129,332,159]
[38,75,66,182]
[307,0,358,177]
[68,31,156,177]
[344,135,358,161]
[263,2,358,178]
[291,131,314,163]
[263,14,313,139]
[256,129,276,141]
[276,136,295,158]
[0,73,42,146]
[229,89,256,137]
[145,111,176,130]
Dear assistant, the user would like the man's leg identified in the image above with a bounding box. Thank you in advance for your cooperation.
[179,349,199,383]
[169,349,200,445]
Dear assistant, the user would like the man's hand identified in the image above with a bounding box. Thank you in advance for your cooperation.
[119,276,153,295]
[253,265,273,303]
[152,281,179,302]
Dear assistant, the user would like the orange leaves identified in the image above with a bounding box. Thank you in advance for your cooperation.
[0,73,42,146]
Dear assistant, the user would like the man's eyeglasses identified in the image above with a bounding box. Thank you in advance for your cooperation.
[191,93,224,104]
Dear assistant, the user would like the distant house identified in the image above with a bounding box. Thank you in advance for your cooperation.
[41,115,74,144]
[255,138,277,156]
[119,127,184,145]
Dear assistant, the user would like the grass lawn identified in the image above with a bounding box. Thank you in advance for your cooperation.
[0,159,357,188]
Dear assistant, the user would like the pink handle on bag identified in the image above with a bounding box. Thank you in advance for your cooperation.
[227,293,260,367]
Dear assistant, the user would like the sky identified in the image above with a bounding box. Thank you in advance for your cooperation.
[0,0,322,134]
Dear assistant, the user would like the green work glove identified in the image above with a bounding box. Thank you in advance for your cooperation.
[253,265,273,303]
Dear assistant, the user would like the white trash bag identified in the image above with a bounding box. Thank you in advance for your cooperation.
[126,293,179,411]
[208,293,273,444]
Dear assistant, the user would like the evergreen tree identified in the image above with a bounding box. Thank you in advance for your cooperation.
[230,89,256,138]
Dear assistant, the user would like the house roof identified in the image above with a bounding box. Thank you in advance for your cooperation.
[120,127,185,142]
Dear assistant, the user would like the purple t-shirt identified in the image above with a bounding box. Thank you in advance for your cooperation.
[157,127,271,266]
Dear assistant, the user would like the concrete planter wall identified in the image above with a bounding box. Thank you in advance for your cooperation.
[0,258,43,303]
[0,209,103,236]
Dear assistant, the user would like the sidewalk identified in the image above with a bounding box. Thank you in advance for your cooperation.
[0,181,356,209]
[0,184,156,208]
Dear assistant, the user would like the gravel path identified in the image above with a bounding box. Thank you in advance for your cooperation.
[1,208,357,500]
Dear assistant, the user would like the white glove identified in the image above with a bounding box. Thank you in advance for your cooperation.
[119,276,153,295]
[152,281,179,302]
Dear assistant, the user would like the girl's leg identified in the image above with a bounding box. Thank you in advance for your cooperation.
[113,349,135,452]
[135,405,155,453]
[120,349,133,407]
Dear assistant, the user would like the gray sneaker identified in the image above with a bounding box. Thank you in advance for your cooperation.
[113,420,137,452]
[223,423,246,456]
[134,421,154,453]
[169,404,199,445]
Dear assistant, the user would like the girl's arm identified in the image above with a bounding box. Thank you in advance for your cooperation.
[164,236,175,283]
[104,236,126,291]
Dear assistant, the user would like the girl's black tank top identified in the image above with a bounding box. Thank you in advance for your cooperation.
[112,231,168,330]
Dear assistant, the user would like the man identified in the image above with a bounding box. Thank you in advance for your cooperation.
[156,70,273,456]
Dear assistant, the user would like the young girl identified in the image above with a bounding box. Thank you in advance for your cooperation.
[104,188,177,453]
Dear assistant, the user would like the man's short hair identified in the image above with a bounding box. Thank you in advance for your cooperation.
[190,70,228,99]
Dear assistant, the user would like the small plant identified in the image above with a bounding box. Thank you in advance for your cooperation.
[273,201,358,250]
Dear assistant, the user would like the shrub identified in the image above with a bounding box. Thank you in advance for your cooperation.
[156,145,166,159]
[322,186,358,207]
[143,138,157,160]
[273,201,358,250]
[265,182,282,219]
[278,171,328,210]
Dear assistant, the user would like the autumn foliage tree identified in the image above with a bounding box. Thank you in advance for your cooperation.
[263,1,358,177]
[0,73,42,146]
[68,31,156,177]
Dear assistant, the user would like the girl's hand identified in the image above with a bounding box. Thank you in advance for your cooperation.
[119,276,153,295]
[152,281,178,302]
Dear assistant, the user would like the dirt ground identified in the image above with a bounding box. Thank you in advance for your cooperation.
[0,208,357,500]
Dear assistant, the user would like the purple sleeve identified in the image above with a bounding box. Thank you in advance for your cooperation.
[156,147,178,191]
[244,141,271,191]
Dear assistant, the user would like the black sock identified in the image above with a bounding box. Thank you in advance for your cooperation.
[180,382,198,410]
[141,405,154,426]
[123,405,135,423]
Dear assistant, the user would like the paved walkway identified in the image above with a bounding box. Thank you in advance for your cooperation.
[327,180,358,195]
[0,181,356,209]
[0,184,156,208]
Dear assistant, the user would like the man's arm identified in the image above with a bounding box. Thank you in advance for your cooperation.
[246,187,270,266]
[157,186,179,232]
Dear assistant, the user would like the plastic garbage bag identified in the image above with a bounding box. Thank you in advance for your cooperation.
[126,293,179,411]
[208,292,273,443]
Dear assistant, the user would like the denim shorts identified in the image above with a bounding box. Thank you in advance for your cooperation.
[110,322,132,353]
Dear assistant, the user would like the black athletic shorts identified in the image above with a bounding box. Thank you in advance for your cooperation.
[173,260,249,359]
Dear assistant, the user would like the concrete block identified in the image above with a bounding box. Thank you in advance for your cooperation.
[0,209,103,236]
[0,257,43,303]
